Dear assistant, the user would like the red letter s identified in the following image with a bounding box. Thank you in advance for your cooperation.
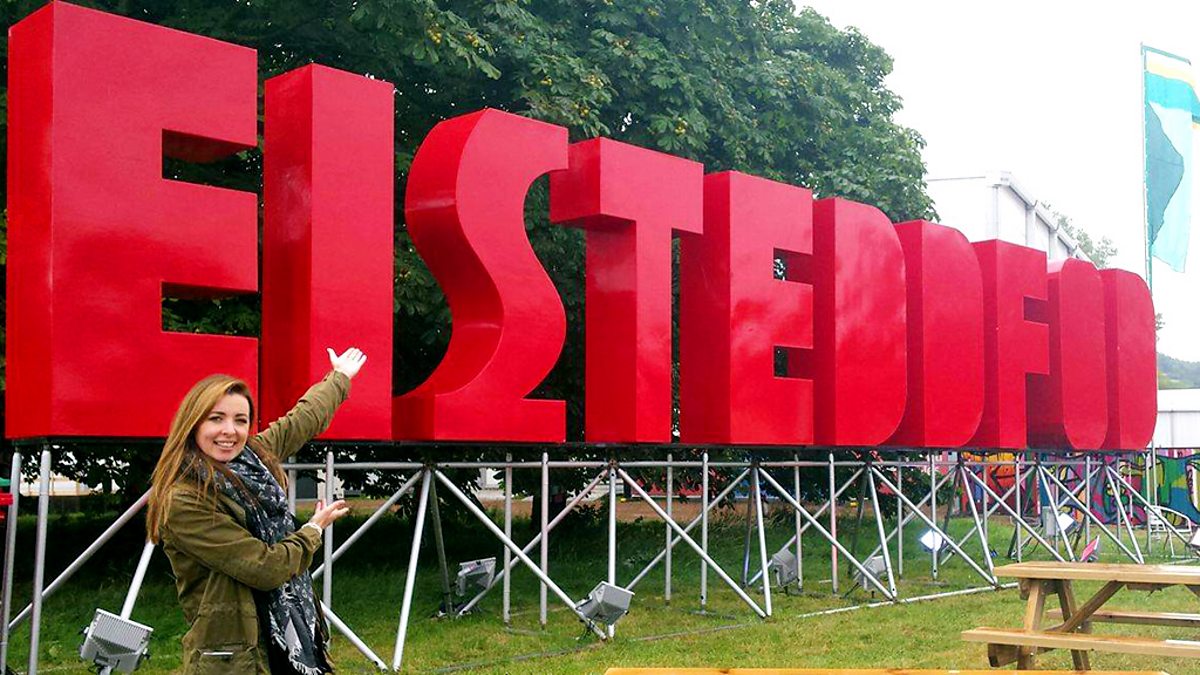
[394,110,569,441]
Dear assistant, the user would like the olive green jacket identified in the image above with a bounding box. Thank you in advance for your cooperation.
[161,371,350,674]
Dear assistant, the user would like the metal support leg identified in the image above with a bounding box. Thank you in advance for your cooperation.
[428,480,454,615]
[935,463,961,569]
[701,452,709,610]
[392,470,431,672]
[1015,453,1024,562]
[930,452,939,580]
[323,450,334,615]
[848,470,869,563]
[752,465,772,616]
[1145,450,1154,555]
[665,453,672,605]
[503,453,512,625]
[29,448,51,675]
[540,452,549,629]
[960,467,995,579]
[741,484,754,587]
[981,464,990,550]
[607,461,617,638]
[895,463,904,578]
[0,451,21,673]
[866,467,897,598]
[829,452,838,593]
[794,454,804,590]
[287,456,297,514]
[1083,455,1091,544]
[1103,466,1144,562]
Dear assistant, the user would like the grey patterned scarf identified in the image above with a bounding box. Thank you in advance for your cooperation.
[220,448,331,675]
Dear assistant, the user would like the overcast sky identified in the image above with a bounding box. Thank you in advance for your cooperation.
[799,0,1200,362]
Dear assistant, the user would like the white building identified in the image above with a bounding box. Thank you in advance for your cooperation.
[926,172,1090,261]
[1154,389,1200,449]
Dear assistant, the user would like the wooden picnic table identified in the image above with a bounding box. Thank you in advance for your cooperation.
[961,560,1200,670]
[604,670,1168,675]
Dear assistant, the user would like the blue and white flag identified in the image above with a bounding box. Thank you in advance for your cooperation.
[1144,46,1200,273]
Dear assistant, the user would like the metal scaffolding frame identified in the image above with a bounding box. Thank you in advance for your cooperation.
[0,446,1192,673]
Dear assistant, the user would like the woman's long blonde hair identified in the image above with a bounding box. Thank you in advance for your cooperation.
[146,374,284,543]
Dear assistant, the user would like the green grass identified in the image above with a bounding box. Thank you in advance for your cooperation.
[4,502,1199,674]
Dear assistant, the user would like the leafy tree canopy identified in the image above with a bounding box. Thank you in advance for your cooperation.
[1047,207,1117,269]
[0,0,934,496]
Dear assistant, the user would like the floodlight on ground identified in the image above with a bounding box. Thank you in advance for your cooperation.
[575,581,634,628]
[918,529,946,552]
[1041,510,1076,536]
[79,608,152,673]
[852,554,889,591]
[1055,512,1077,536]
[455,557,496,597]
[768,550,798,587]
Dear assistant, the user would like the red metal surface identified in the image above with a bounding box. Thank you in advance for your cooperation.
[550,139,703,442]
[889,220,984,447]
[6,3,258,438]
[394,109,569,441]
[970,241,1050,448]
[678,171,814,444]
[1101,269,1158,449]
[4,4,1162,450]
[1028,258,1108,449]
[261,65,394,439]
[811,198,907,445]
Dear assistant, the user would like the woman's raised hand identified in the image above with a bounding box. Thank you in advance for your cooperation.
[327,347,367,380]
[309,499,351,529]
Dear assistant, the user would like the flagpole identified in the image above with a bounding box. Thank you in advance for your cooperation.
[1141,43,1154,294]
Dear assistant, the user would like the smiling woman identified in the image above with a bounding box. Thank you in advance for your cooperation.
[145,347,366,675]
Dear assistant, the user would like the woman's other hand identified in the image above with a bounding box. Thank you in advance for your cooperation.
[327,347,367,380]
[309,499,351,529]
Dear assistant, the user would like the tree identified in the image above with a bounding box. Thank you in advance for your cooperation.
[1048,208,1117,269]
[1,0,935,498]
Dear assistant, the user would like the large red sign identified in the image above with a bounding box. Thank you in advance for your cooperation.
[6,3,1158,449]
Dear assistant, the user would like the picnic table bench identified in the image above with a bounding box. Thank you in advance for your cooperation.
[604,662,1166,667]
[961,560,1200,670]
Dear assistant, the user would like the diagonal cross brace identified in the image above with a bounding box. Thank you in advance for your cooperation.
[617,467,768,618]
[756,468,895,600]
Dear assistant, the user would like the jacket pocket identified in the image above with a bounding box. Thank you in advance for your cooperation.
[189,643,259,674]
